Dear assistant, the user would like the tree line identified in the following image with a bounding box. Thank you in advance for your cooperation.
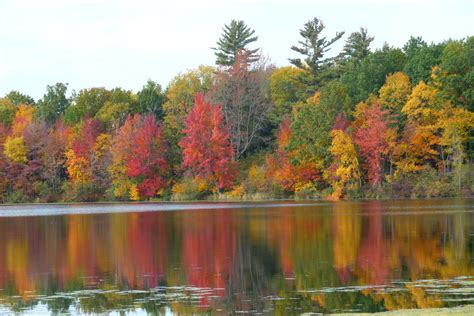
[0,17,473,202]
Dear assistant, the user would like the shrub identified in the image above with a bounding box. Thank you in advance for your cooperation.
[4,191,23,203]
[294,182,319,200]
[244,165,271,194]
[61,182,105,202]
[411,166,458,198]
[171,177,211,201]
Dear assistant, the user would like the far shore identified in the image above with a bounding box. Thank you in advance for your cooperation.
[0,198,471,217]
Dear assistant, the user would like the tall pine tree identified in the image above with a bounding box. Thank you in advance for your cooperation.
[213,20,259,66]
[289,17,344,93]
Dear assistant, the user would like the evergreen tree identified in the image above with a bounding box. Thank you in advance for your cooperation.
[402,36,444,84]
[213,20,259,66]
[137,80,165,119]
[339,27,374,64]
[289,17,344,93]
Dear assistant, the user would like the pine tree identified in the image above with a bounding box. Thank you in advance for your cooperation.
[289,17,344,92]
[339,27,374,64]
[213,20,259,66]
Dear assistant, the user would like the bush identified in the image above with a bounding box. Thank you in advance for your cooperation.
[4,191,23,203]
[411,166,458,198]
[33,181,56,203]
[61,182,106,202]
[171,177,211,201]
[244,165,271,194]
[362,183,392,200]
[294,182,319,200]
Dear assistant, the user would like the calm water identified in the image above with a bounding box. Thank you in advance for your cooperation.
[0,199,472,314]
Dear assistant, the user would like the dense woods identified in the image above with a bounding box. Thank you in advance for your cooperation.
[0,18,473,202]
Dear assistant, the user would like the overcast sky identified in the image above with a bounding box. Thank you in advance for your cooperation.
[0,0,472,99]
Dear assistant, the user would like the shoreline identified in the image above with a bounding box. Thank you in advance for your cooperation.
[0,198,471,217]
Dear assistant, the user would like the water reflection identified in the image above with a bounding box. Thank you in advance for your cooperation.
[0,199,472,314]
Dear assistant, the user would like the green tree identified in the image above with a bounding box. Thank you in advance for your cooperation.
[289,102,333,168]
[36,83,71,125]
[0,98,16,126]
[289,17,344,93]
[4,91,35,106]
[137,80,165,118]
[288,81,352,169]
[63,87,136,125]
[213,20,259,66]
[319,81,353,118]
[340,44,406,103]
[64,87,110,125]
[402,36,444,84]
[338,27,374,64]
[433,37,473,111]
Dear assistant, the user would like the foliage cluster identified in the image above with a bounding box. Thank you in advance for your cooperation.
[0,19,472,202]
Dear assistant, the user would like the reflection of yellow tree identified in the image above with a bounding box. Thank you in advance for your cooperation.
[66,215,93,281]
[332,202,361,283]
[388,206,473,281]
[6,238,32,297]
[406,285,443,309]
[377,291,416,311]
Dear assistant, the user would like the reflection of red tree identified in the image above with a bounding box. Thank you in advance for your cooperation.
[127,212,168,289]
[274,208,294,278]
[356,202,390,285]
[182,210,235,307]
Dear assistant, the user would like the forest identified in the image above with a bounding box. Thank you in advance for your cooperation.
[0,17,473,202]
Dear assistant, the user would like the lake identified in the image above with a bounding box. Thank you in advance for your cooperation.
[0,199,472,314]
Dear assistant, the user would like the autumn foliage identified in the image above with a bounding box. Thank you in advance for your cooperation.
[179,94,236,191]
[353,102,395,187]
[266,116,321,193]
[0,33,473,202]
[110,114,169,199]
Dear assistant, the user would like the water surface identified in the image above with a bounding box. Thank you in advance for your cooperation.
[0,199,472,314]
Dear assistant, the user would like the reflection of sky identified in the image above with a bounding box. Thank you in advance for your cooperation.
[0,0,472,99]
[0,201,320,217]
[1,303,152,315]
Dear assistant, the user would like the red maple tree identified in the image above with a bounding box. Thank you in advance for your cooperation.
[113,114,169,197]
[179,94,236,191]
[353,102,393,186]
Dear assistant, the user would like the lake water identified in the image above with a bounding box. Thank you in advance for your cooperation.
[0,199,472,314]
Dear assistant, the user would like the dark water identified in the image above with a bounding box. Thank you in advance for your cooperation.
[0,199,472,314]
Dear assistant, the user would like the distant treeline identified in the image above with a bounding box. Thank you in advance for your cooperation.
[0,18,472,202]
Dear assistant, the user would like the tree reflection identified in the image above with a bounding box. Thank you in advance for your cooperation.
[0,200,472,313]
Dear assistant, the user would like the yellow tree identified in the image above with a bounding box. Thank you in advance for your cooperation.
[328,129,360,200]
[437,105,474,188]
[395,82,441,177]
[402,81,439,126]
[3,136,28,164]
[379,72,411,113]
